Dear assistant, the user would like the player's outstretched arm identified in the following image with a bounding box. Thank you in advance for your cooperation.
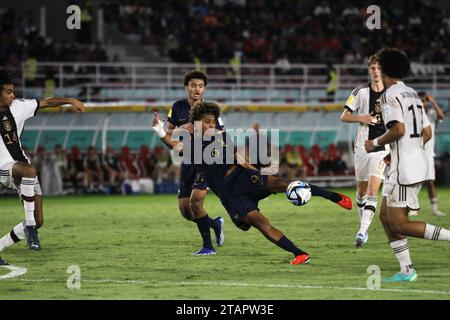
[427,94,445,120]
[152,112,182,151]
[39,97,85,112]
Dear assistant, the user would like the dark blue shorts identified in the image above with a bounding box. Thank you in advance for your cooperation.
[178,163,208,199]
[221,166,273,231]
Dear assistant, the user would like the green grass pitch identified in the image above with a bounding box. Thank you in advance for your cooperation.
[0,188,449,299]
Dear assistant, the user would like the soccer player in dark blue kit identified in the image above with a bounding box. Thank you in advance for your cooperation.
[165,70,224,255]
[153,102,352,265]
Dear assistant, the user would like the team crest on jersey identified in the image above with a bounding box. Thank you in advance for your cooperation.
[251,175,260,184]
[3,120,12,132]
[374,99,382,114]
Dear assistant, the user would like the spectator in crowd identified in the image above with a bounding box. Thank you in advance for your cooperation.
[51,144,69,195]
[137,144,156,179]
[102,146,123,194]
[85,146,105,193]
[325,61,337,101]
[67,145,87,194]
[100,1,450,65]
[280,145,306,180]
[120,146,140,180]
[153,146,179,184]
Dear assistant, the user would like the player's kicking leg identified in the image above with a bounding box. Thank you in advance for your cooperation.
[266,176,353,210]
[0,162,41,252]
[0,192,44,256]
[242,210,310,265]
[0,257,8,265]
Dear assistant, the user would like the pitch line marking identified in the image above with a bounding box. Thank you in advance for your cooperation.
[0,265,28,280]
[6,278,450,295]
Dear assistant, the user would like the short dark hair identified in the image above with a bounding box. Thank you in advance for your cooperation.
[376,47,410,79]
[0,69,13,88]
[190,101,220,123]
[184,70,208,86]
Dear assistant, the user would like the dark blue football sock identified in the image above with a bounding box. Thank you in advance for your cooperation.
[207,216,219,231]
[276,236,305,256]
[309,184,341,202]
[195,215,214,249]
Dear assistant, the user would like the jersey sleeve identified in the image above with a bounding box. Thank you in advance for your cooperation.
[15,99,40,120]
[344,88,360,112]
[167,103,177,126]
[382,91,404,128]
[217,116,225,129]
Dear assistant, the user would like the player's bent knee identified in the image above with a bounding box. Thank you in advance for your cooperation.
[389,222,406,235]
[189,199,204,214]
[179,202,194,221]
[22,164,37,178]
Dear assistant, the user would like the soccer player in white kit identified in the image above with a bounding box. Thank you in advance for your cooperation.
[414,92,446,217]
[0,70,85,265]
[341,55,388,247]
[365,48,450,282]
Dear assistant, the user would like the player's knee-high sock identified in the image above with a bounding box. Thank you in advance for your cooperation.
[0,222,25,252]
[207,216,219,230]
[194,216,214,249]
[21,177,36,226]
[309,184,341,202]
[390,239,415,275]
[424,224,450,241]
[358,196,377,235]
[356,194,367,221]
[276,236,306,256]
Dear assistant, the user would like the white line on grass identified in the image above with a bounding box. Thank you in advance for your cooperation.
[7,278,450,295]
[0,265,28,280]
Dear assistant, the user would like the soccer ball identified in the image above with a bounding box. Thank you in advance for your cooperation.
[286,181,312,206]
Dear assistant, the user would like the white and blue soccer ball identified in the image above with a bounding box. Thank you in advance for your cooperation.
[286,181,312,206]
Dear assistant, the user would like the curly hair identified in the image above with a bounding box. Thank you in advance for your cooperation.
[190,101,221,123]
[183,70,208,86]
[0,69,13,89]
[376,47,410,79]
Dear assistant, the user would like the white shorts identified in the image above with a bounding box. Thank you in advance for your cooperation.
[0,161,42,195]
[354,147,389,181]
[382,173,422,210]
[426,155,435,181]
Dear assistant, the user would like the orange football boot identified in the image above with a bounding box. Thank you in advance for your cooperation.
[290,253,311,265]
[336,193,353,210]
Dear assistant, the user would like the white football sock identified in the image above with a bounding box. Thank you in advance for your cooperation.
[424,224,450,241]
[0,222,25,252]
[13,222,26,240]
[430,198,438,212]
[356,194,367,221]
[21,177,36,226]
[0,234,14,252]
[358,196,377,235]
[390,239,415,275]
